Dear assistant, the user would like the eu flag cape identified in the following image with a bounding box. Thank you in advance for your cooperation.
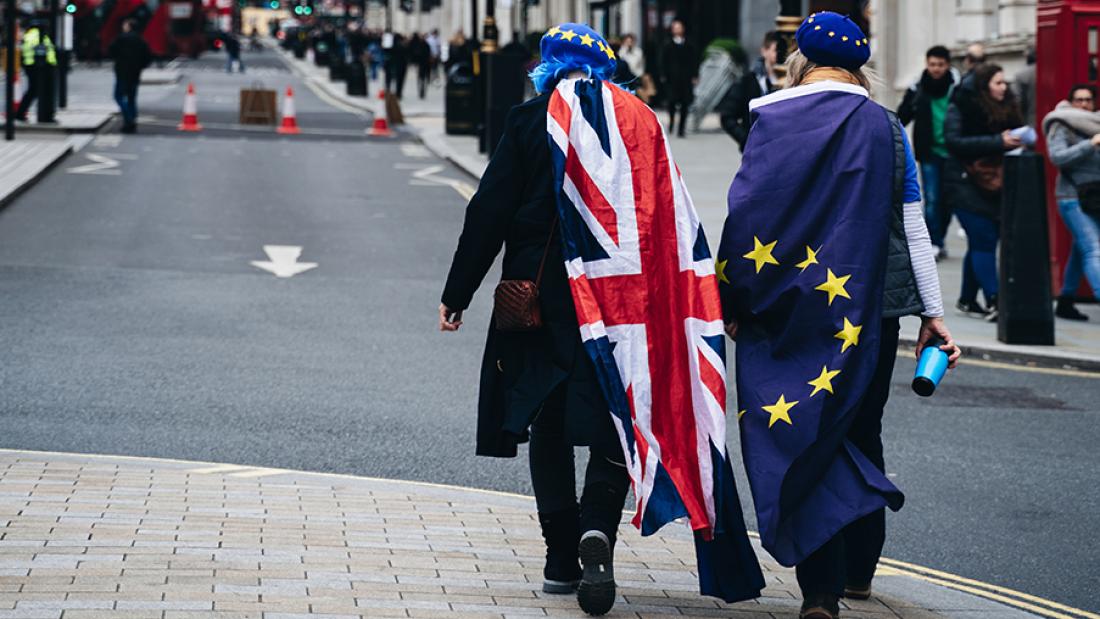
[547,78,764,602]
[716,81,905,567]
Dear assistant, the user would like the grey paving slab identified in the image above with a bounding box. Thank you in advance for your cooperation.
[0,449,1054,619]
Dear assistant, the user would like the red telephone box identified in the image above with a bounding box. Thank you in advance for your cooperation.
[1036,0,1100,297]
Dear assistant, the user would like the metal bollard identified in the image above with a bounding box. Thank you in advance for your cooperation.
[997,152,1054,345]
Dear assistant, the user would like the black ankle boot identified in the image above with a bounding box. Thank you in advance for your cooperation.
[1056,295,1089,321]
[537,505,581,594]
[576,481,628,615]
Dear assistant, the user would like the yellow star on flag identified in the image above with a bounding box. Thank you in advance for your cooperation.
[795,246,819,272]
[579,33,595,47]
[737,409,747,421]
[743,236,779,273]
[834,318,862,353]
[716,259,729,284]
[599,41,616,59]
[559,29,577,42]
[546,26,562,38]
[808,366,841,397]
[763,395,798,428]
[815,268,852,305]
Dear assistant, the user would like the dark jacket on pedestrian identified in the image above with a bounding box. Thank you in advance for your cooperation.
[224,34,241,58]
[108,32,152,83]
[717,57,773,150]
[441,93,614,459]
[660,39,698,103]
[942,74,1022,219]
[896,67,959,162]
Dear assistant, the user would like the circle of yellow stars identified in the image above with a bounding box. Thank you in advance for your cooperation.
[807,13,870,47]
[544,26,616,60]
[720,233,864,430]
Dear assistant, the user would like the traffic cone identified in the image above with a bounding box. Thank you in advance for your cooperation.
[277,86,301,135]
[177,82,202,132]
[368,88,393,137]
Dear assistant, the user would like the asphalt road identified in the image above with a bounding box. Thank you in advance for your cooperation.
[0,48,1096,614]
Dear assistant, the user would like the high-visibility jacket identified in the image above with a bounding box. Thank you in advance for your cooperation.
[22,28,58,67]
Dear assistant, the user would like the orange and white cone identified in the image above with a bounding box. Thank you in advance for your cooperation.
[368,88,393,137]
[177,82,202,132]
[277,86,301,135]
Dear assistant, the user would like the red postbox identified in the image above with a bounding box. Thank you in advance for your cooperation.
[1036,0,1100,297]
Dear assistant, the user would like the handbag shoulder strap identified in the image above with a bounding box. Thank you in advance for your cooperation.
[534,216,559,288]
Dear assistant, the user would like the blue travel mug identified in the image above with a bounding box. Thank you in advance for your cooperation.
[912,336,949,397]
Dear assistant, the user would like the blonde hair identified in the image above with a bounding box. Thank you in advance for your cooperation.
[784,49,874,93]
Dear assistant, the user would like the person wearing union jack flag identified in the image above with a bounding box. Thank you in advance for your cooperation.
[715,12,962,619]
[442,21,765,617]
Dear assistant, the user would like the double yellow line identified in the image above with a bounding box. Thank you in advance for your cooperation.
[877,557,1099,619]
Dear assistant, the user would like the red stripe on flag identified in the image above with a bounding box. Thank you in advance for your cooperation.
[698,349,726,412]
[565,145,620,245]
[548,91,572,135]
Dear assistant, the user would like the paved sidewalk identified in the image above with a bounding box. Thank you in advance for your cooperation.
[0,449,1050,619]
[0,136,89,207]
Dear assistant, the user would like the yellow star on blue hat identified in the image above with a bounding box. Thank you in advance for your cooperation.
[795,11,870,71]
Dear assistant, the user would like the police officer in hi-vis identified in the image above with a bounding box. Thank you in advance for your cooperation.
[14,19,58,122]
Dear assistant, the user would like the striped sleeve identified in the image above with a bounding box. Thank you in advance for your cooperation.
[899,123,944,318]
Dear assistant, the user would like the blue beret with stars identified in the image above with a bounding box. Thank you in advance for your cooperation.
[540,23,616,74]
[796,11,870,71]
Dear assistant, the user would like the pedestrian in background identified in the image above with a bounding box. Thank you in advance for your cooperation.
[438,24,634,616]
[718,30,781,151]
[618,33,644,79]
[660,19,697,138]
[426,29,441,84]
[1042,84,1100,321]
[384,33,408,99]
[108,19,152,134]
[944,63,1025,321]
[224,33,244,73]
[897,45,959,260]
[409,33,431,100]
[1015,46,1036,127]
[14,19,57,122]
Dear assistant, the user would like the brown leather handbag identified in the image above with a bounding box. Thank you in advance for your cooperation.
[493,219,558,332]
[964,155,1005,196]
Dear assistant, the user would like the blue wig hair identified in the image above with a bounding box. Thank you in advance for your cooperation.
[531,23,618,94]
[529,59,616,94]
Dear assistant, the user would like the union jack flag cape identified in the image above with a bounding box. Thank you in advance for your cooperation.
[547,78,764,602]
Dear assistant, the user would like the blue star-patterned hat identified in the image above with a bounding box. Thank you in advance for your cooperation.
[540,23,616,74]
[796,11,870,71]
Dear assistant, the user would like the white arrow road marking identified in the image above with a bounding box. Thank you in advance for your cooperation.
[92,135,123,148]
[250,245,318,278]
[404,164,476,201]
[66,153,137,175]
[400,143,431,158]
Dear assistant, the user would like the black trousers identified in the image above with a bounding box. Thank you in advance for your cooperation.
[667,99,690,137]
[796,317,901,598]
[15,69,39,120]
[529,385,630,538]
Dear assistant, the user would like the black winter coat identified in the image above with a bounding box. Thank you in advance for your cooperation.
[441,93,615,458]
[943,75,1010,219]
[896,70,956,162]
[661,41,698,102]
[717,58,771,151]
[109,33,152,82]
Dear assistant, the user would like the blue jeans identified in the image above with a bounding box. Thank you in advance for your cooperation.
[113,79,139,126]
[1058,199,1100,296]
[226,54,244,73]
[955,209,999,304]
[919,156,948,248]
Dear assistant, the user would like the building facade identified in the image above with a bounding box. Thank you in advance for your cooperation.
[871,0,1037,105]
[375,0,1038,105]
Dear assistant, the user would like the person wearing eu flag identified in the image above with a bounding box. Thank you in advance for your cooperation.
[715,12,962,619]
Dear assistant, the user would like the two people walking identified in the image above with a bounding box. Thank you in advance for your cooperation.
[442,13,960,619]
